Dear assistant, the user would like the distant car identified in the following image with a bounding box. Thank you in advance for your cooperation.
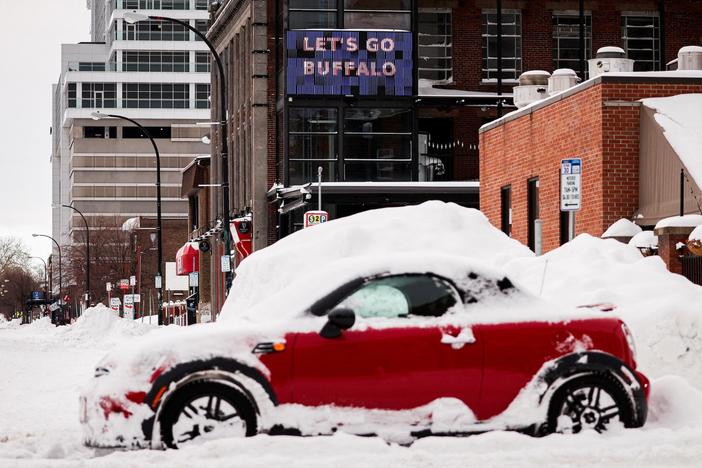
[80,257,649,449]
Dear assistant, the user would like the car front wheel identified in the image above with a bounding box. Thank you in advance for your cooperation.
[159,380,257,448]
[547,374,635,434]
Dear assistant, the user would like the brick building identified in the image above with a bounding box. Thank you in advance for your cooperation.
[480,72,702,255]
[189,0,702,317]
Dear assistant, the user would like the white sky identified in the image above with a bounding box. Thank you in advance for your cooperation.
[0,1,90,260]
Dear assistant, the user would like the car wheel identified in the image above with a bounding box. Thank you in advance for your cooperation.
[546,374,634,434]
[159,380,257,448]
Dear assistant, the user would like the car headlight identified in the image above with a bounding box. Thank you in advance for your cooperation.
[621,322,637,361]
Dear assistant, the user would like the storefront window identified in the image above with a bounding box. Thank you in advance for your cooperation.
[288,108,338,185]
[343,108,412,182]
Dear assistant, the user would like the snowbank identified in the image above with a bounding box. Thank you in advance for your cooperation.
[628,230,658,249]
[642,94,702,188]
[57,304,157,347]
[690,225,702,242]
[504,235,702,387]
[602,218,642,238]
[221,202,533,321]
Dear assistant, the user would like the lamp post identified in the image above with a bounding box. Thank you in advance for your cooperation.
[29,256,49,300]
[32,234,62,307]
[123,11,233,293]
[62,204,90,308]
[91,111,164,325]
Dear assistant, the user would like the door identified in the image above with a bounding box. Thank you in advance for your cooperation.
[290,274,483,412]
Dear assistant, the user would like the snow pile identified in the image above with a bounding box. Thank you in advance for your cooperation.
[629,230,658,249]
[504,235,702,387]
[689,225,702,242]
[602,218,642,238]
[642,94,702,187]
[57,304,156,347]
[0,317,21,329]
[654,214,702,230]
[221,202,532,321]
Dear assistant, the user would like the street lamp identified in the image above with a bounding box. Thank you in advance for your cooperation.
[123,10,234,293]
[29,256,49,300]
[62,204,90,307]
[32,234,62,306]
[91,111,164,325]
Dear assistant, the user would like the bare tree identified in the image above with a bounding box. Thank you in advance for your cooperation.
[0,237,40,320]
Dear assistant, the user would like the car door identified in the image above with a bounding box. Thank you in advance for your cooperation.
[290,274,483,413]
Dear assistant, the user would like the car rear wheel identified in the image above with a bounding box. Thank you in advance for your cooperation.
[547,374,634,434]
[159,380,257,449]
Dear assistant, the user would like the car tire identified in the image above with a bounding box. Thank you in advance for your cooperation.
[546,374,635,434]
[159,380,257,449]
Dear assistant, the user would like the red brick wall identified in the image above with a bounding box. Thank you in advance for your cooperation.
[480,79,702,253]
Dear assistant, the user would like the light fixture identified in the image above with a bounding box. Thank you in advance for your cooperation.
[201,134,211,145]
[91,111,104,121]
[123,11,150,24]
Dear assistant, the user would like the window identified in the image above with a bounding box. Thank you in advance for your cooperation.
[122,51,189,72]
[122,126,172,139]
[344,0,411,30]
[501,185,511,236]
[195,84,210,109]
[527,177,539,252]
[482,9,522,81]
[343,108,412,182]
[122,83,189,109]
[336,275,458,319]
[119,20,190,41]
[195,0,209,10]
[553,12,592,74]
[288,0,337,29]
[68,83,77,108]
[418,9,453,82]
[288,108,338,185]
[621,13,660,71]
[120,0,189,9]
[84,126,117,139]
[195,52,210,72]
[81,83,117,108]
[189,196,199,231]
[78,62,106,71]
[194,20,208,40]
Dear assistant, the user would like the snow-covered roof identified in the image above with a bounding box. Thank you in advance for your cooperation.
[628,230,659,249]
[602,219,642,238]
[654,214,702,230]
[121,217,140,231]
[642,94,702,188]
[418,79,512,98]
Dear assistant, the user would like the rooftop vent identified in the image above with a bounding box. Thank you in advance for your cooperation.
[678,46,702,71]
[513,70,551,108]
[548,68,580,94]
[588,46,634,78]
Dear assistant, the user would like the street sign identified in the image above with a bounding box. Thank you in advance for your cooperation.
[119,279,130,291]
[155,275,162,289]
[106,282,112,292]
[189,272,199,288]
[124,294,141,304]
[304,210,329,228]
[560,158,582,212]
[129,276,136,286]
[109,297,121,313]
[49,302,60,312]
[221,255,232,273]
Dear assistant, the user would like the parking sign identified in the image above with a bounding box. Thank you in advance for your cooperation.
[560,159,582,211]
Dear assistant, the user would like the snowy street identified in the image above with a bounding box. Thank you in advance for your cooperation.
[2,321,702,467]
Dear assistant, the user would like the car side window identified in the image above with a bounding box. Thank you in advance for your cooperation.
[336,275,458,319]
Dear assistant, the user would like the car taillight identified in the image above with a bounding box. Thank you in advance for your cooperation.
[621,322,637,362]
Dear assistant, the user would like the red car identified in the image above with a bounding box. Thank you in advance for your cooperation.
[80,260,649,449]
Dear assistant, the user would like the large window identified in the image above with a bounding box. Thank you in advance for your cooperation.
[119,0,190,9]
[418,9,453,82]
[622,13,660,71]
[119,20,190,41]
[288,108,338,185]
[81,83,117,108]
[68,83,77,108]
[122,51,189,72]
[122,83,189,108]
[553,12,591,73]
[122,126,172,139]
[343,108,412,182]
[482,10,522,82]
[288,0,337,29]
[344,0,411,30]
[195,52,210,72]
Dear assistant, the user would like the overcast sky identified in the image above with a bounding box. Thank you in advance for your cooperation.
[0,1,90,260]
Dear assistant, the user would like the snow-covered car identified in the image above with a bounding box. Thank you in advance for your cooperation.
[80,255,649,449]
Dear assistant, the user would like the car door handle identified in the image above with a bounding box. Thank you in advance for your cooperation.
[440,328,476,349]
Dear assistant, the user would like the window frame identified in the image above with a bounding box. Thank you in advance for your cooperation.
[621,12,661,72]
[552,11,592,75]
[481,9,523,83]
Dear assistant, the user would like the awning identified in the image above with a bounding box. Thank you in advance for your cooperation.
[176,243,200,276]
[181,155,211,198]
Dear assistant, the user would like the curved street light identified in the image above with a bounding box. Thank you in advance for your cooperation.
[91,111,164,325]
[29,256,49,299]
[124,10,233,293]
[62,204,90,307]
[31,234,62,307]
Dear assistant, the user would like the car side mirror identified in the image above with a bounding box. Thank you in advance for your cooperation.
[320,308,356,339]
